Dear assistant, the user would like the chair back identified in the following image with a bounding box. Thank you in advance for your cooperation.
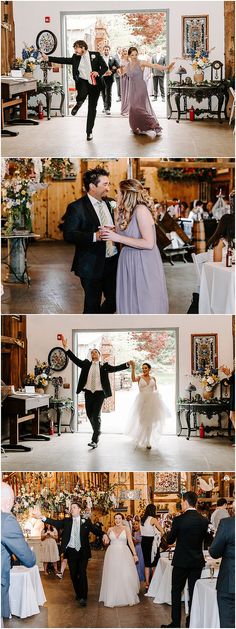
[191,251,210,281]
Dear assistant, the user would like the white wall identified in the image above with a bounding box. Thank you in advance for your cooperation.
[13,0,225,81]
[27,314,233,396]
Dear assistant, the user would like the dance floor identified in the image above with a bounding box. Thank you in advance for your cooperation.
[3,550,187,628]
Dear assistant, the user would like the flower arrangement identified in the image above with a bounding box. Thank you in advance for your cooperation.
[157,167,215,182]
[24,360,51,389]
[42,158,77,180]
[22,44,41,72]
[12,483,119,515]
[1,178,32,234]
[193,367,220,392]
[190,48,211,72]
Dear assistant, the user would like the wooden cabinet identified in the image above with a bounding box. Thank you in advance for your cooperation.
[1,315,27,389]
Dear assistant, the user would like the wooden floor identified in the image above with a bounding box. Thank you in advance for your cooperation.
[4,551,187,628]
[1,241,196,315]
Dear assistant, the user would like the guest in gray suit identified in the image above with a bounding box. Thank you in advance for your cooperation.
[151,45,166,101]
[1,482,36,619]
[209,508,235,628]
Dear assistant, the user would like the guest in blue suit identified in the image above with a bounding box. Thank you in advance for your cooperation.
[1,482,36,619]
[209,507,235,628]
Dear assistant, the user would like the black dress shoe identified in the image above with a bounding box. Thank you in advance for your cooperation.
[78,598,87,607]
[71,104,79,116]
[86,133,93,141]
[88,441,98,448]
[160,624,177,628]
[105,110,111,115]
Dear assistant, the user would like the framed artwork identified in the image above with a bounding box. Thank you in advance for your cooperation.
[182,15,209,57]
[154,472,180,494]
[191,334,218,373]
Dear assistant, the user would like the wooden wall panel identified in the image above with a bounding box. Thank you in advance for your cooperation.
[1,1,15,75]
[1,315,27,388]
[224,1,235,78]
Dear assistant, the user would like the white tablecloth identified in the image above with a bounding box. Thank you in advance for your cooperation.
[9,564,46,619]
[199,261,235,313]
[190,578,220,628]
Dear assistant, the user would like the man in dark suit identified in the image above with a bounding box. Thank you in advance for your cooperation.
[61,334,131,448]
[42,40,108,140]
[209,510,235,628]
[33,500,108,607]
[1,482,36,619]
[161,491,208,628]
[152,45,166,101]
[101,45,120,114]
[62,166,118,314]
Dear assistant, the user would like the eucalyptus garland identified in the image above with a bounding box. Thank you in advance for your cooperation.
[157,167,215,182]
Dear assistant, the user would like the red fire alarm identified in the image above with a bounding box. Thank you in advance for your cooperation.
[45,16,50,23]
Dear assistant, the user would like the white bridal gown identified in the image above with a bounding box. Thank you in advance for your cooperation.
[99,529,140,607]
[125,377,170,448]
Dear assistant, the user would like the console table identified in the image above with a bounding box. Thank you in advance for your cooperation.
[1,77,39,136]
[49,398,75,436]
[177,400,231,440]
[167,81,230,123]
[36,82,65,120]
[2,394,50,452]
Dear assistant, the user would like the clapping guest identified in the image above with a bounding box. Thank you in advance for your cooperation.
[210,499,230,534]
[133,520,145,582]
[209,505,235,628]
[41,523,60,575]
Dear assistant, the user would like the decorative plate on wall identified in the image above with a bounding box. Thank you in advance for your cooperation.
[48,347,68,371]
[36,30,58,55]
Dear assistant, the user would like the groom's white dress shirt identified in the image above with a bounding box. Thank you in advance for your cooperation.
[79,51,92,83]
[67,516,81,551]
[84,361,103,393]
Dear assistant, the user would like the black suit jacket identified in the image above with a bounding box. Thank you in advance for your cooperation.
[48,51,108,84]
[102,55,120,83]
[63,195,117,280]
[67,349,129,398]
[167,510,208,569]
[45,516,103,557]
[209,516,235,593]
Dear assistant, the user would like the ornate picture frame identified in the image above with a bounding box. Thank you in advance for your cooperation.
[191,333,218,373]
[154,472,180,494]
[182,15,209,58]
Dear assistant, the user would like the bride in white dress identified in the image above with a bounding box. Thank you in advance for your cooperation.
[99,513,140,607]
[125,361,170,449]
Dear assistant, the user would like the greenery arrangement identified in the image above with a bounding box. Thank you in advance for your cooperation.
[12,482,119,515]
[42,158,77,180]
[157,167,215,182]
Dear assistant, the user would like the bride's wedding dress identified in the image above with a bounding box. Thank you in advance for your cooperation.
[99,529,140,607]
[125,377,170,448]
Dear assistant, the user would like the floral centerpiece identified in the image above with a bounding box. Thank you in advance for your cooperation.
[24,360,51,391]
[22,44,41,74]
[1,178,32,234]
[193,367,220,399]
[190,46,214,83]
[12,483,120,516]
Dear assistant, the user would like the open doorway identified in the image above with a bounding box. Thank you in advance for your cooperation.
[72,328,177,436]
[61,10,168,117]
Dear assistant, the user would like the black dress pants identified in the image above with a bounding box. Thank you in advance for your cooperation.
[171,565,202,627]
[80,254,118,314]
[153,75,165,98]
[85,390,105,443]
[75,78,101,134]
[101,77,113,110]
[66,547,88,600]
[217,591,235,628]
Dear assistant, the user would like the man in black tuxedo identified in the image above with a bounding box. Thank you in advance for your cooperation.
[209,510,235,628]
[101,45,120,114]
[161,491,208,628]
[62,335,131,448]
[152,45,166,101]
[42,40,108,140]
[33,501,108,607]
[62,167,118,314]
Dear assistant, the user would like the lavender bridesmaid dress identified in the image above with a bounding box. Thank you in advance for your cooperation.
[116,208,168,314]
[120,61,129,115]
[126,62,162,134]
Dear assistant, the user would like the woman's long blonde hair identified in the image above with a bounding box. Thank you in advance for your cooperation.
[116,179,156,230]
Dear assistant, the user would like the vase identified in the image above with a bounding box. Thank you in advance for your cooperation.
[24,71,33,79]
[35,387,44,395]
[194,70,204,83]
[203,388,214,400]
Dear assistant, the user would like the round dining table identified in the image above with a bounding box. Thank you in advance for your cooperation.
[9,564,46,619]
[199,260,235,313]
[189,578,220,628]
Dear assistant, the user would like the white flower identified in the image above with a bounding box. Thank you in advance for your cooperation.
[208,377,214,385]
[109,200,116,210]
[81,518,85,524]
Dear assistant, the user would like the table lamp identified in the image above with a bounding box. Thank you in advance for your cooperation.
[176,66,187,84]
[185,382,196,401]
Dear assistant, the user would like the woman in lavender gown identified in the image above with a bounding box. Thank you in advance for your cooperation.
[120,48,130,116]
[100,179,169,314]
[133,520,145,582]
[121,47,174,139]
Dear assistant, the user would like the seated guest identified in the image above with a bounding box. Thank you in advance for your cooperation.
[180,201,189,218]
[1,482,36,619]
[203,200,214,219]
[211,499,229,534]
[167,198,180,218]
[207,213,235,251]
[209,505,235,628]
[188,200,204,222]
